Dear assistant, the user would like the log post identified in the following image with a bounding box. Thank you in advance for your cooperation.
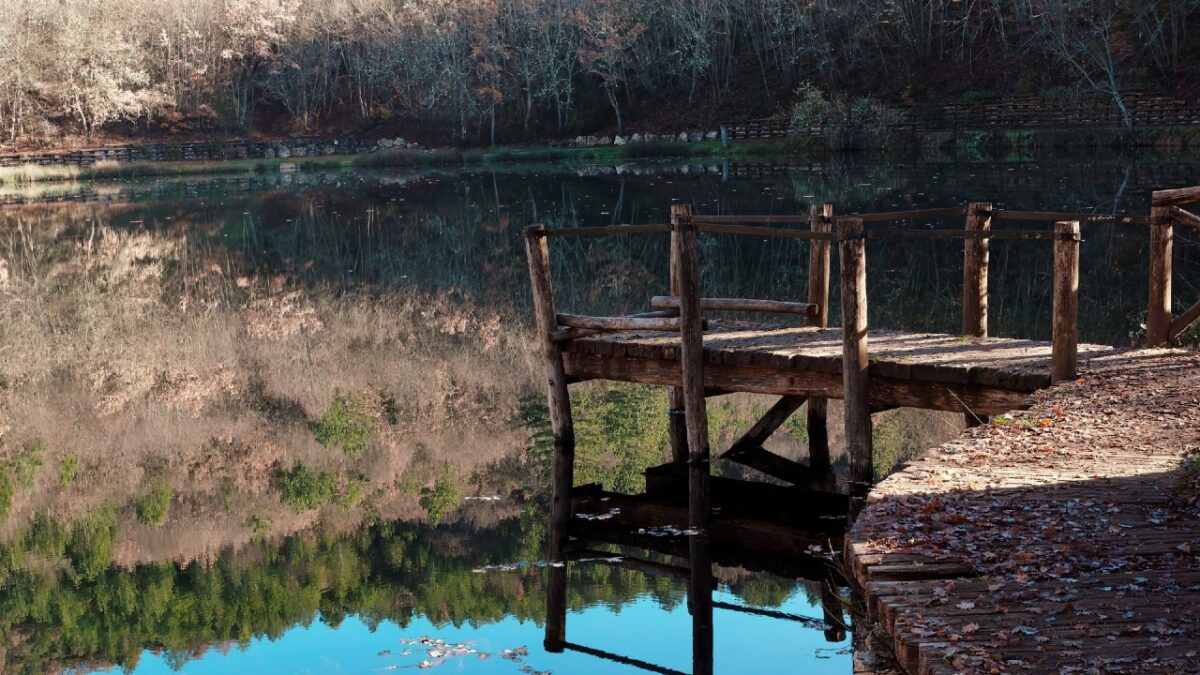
[962,201,991,426]
[671,204,713,675]
[807,204,833,475]
[1147,204,1174,346]
[838,218,871,523]
[523,224,574,651]
[962,201,991,337]
[668,204,690,465]
[1052,221,1081,384]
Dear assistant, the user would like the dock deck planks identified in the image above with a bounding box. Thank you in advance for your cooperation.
[845,349,1200,673]
[561,323,1113,415]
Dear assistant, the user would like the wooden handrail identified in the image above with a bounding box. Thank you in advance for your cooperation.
[850,207,967,222]
[992,209,1148,225]
[696,222,836,239]
[1170,206,1200,230]
[692,214,811,224]
[651,295,818,315]
[1152,185,1200,207]
[555,313,702,332]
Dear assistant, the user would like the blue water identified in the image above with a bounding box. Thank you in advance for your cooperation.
[93,587,848,675]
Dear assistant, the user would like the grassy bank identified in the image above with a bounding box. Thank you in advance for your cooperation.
[5,122,1195,189]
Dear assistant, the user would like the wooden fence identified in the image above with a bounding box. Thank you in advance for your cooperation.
[723,91,1200,140]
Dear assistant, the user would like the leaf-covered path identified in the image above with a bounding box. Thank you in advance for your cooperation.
[847,348,1200,674]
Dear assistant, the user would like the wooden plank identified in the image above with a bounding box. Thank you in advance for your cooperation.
[650,295,817,315]
[551,310,678,342]
[1147,206,1173,346]
[1151,184,1200,206]
[1052,221,1080,383]
[840,217,872,523]
[560,351,1032,414]
[808,204,833,474]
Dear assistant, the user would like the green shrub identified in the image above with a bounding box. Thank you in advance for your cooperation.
[59,455,78,487]
[273,463,338,512]
[12,440,45,488]
[0,472,13,521]
[791,83,905,150]
[67,509,117,581]
[310,392,373,456]
[132,482,173,527]
[419,476,460,525]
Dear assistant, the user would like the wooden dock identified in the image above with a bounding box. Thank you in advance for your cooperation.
[524,187,1200,675]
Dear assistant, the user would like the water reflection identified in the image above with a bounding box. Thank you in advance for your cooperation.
[0,154,1197,673]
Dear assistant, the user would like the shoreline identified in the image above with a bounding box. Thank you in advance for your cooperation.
[5,122,1200,189]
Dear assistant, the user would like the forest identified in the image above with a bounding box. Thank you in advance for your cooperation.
[1,0,1199,147]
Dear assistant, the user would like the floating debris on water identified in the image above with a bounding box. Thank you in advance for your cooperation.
[575,507,620,520]
[637,525,701,537]
[471,555,623,574]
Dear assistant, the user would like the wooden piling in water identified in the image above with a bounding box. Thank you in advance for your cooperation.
[524,224,574,650]
[838,218,871,523]
[1052,220,1080,384]
[1147,204,1174,346]
[670,204,714,675]
[668,205,690,465]
[807,204,833,475]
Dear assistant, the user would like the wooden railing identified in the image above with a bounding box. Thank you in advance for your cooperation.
[525,191,1193,524]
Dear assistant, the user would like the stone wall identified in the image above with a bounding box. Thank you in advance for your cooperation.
[570,130,720,147]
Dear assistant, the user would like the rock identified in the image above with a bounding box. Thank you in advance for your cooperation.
[323,144,336,155]
[379,138,394,148]
[264,148,276,159]
[613,135,627,145]
[597,136,612,146]
[394,138,406,147]
[677,132,689,142]
[688,131,704,142]
[644,133,658,142]
[630,132,643,142]
[705,130,719,140]
[574,136,585,146]
[292,145,307,157]
[276,145,291,158]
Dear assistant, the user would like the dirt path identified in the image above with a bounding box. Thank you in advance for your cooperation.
[846,348,1200,674]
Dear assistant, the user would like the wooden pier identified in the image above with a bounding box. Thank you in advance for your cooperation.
[524,187,1200,674]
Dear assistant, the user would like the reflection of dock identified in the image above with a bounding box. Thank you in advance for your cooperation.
[524,190,1198,673]
[546,484,848,674]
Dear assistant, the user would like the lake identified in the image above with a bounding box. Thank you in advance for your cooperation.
[0,152,1196,674]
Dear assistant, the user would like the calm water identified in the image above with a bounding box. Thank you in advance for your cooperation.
[1,153,1198,675]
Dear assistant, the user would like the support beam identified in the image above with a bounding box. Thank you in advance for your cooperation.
[723,395,808,457]
[670,204,713,675]
[1169,296,1200,343]
[963,201,992,427]
[1052,221,1081,384]
[839,217,871,523]
[1147,205,1174,346]
[668,205,690,464]
[523,224,574,651]
[962,201,992,338]
[807,204,833,476]
[721,445,813,486]
[650,295,817,315]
